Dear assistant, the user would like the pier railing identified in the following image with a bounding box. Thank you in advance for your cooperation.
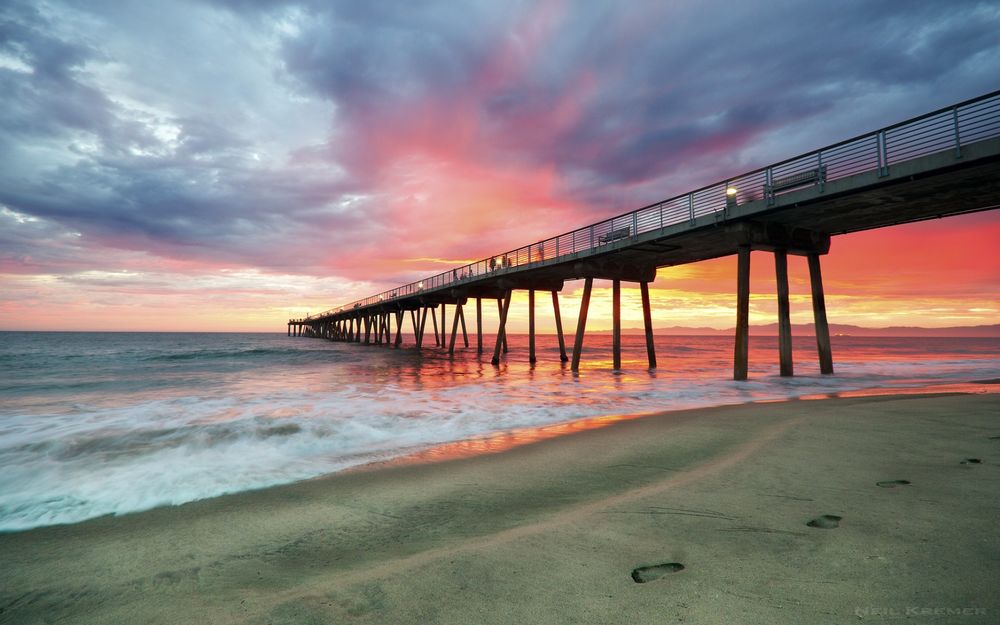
[305,89,1000,320]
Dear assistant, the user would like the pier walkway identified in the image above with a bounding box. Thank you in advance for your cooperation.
[289,90,1000,379]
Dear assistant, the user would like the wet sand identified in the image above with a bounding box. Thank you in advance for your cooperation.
[2,392,998,624]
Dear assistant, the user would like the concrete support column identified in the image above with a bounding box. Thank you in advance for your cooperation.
[808,253,834,374]
[430,307,439,346]
[496,299,509,353]
[775,249,793,377]
[528,289,536,364]
[492,290,513,366]
[449,302,463,355]
[460,305,469,347]
[571,278,594,372]
[444,307,450,345]
[394,311,403,347]
[417,307,428,348]
[476,298,483,354]
[734,245,751,380]
[552,291,569,363]
[640,281,657,369]
[612,279,622,370]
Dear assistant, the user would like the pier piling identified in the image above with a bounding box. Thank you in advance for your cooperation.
[808,253,834,374]
[734,245,751,381]
[449,302,462,355]
[528,289,536,364]
[417,307,429,348]
[552,291,569,363]
[442,307,447,346]
[492,290,513,366]
[476,298,483,354]
[640,281,657,369]
[571,278,594,372]
[461,305,469,348]
[775,249,793,377]
[496,299,509,353]
[612,280,621,370]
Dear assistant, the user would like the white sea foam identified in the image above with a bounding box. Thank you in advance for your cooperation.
[0,332,997,531]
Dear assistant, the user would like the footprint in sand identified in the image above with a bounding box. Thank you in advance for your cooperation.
[807,514,842,529]
[960,458,982,465]
[631,562,685,583]
[876,480,911,488]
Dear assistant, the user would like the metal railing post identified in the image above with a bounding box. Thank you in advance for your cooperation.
[877,130,888,177]
[817,151,824,192]
[688,193,694,222]
[953,106,962,159]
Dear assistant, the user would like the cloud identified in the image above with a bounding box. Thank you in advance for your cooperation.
[1,0,998,329]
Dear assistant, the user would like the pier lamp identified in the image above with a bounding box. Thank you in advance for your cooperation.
[726,186,738,210]
[418,281,424,290]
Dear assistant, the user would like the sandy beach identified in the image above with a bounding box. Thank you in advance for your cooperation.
[2,391,998,624]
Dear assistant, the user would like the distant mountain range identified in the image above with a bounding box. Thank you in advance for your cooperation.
[590,323,1000,337]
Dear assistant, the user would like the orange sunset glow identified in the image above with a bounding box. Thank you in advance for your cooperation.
[3,209,996,333]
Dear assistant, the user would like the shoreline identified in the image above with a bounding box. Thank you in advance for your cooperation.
[363,380,1000,473]
[3,390,998,624]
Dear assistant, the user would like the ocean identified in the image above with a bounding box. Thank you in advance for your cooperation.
[0,331,996,532]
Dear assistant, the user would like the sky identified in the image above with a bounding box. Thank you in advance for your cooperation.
[1,0,998,333]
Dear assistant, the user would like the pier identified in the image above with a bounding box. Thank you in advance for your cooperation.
[289,91,1000,379]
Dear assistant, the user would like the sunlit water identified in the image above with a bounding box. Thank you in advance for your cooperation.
[1,331,997,531]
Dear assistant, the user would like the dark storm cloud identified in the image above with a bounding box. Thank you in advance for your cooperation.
[262,0,1000,209]
[1,0,997,278]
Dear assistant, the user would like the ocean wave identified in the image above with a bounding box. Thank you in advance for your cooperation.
[1,333,997,532]
[145,347,338,362]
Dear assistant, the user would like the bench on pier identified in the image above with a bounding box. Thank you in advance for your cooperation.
[599,226,631,244]
[765,165,827,197]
